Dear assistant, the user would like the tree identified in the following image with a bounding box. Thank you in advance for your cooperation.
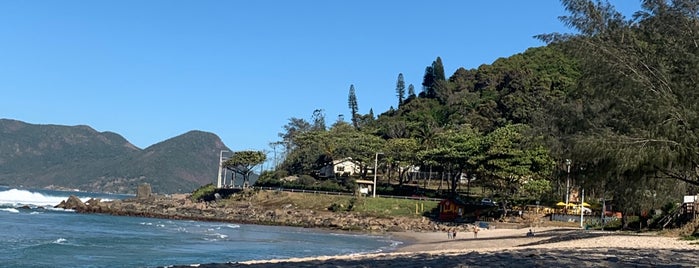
[279,117,311,153]
[384,138,419,186]
[223,150,267,188]
[540,0,699,187]
[407,84,416,99]
[433,56,446,81]
[348,84,359,129]
[311,109,326,131]
[419,127,481,195]
[395,73,406,106]
[421,66,436,98]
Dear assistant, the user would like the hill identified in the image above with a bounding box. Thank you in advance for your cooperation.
[0,119,229,193]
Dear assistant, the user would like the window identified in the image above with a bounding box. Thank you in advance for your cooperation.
[336,166,345,172]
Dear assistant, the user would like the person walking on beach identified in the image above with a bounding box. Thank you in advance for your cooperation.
[447,228,452,239]
[472,226,479,239]
[453,229,457,239]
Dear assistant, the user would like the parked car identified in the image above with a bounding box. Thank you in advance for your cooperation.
[481,198,497,206]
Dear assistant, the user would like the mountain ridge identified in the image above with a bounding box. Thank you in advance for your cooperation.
[0,119,229,194]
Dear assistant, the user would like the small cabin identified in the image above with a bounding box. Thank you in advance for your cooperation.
[438,198,467,221]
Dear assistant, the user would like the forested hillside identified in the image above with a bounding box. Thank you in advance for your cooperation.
[270,0,699,227]
[0,119,228,193]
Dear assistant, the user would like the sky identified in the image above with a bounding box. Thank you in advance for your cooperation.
[0,1,641,162]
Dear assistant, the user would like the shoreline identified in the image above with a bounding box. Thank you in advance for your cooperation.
[175,227,698,267]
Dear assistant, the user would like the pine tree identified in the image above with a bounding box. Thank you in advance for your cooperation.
[408,84,416,98]
[433,57,446,81]
[395,73,406,106]
[348,84,359,128]
[422,66,436,98]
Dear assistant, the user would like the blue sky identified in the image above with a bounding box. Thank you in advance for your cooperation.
[1,1,639,163]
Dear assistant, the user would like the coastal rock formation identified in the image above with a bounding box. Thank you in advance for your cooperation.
[55,195,87,211]
[56,192,469,233]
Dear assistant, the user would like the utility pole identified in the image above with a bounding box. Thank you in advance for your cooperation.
[565,159,571,207]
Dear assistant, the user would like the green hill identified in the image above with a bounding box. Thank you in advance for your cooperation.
[0,119,229,194]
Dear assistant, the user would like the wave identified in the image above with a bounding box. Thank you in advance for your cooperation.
[0,188,103,208]
[1,207,19,213]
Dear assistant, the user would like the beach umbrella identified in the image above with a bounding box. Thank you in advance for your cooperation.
[581,202,591,207]
[556,202,567,206]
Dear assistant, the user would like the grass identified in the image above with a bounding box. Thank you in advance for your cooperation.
[353,197,439,217]
[221,190,439,218]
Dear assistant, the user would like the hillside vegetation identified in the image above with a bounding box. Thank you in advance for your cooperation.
[269,0,699,230]
[0,119,228,194]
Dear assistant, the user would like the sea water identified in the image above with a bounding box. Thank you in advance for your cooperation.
[0,187,400,267]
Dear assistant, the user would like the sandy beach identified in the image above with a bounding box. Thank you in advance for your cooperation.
[180,227,699,268]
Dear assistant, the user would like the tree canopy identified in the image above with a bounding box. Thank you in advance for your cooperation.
[268,1,699,219]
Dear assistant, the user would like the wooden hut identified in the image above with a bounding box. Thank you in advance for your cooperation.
[438,198,467,221]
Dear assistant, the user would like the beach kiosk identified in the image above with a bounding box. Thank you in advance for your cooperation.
[439,198,467,221]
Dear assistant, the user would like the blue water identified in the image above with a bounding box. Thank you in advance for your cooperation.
[0,187,400,267]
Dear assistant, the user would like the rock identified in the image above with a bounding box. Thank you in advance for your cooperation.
[137,183,152,199]
[56,195,87,211]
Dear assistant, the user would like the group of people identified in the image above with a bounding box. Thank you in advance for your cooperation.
[446,228,458,239]
[446,226,480,240]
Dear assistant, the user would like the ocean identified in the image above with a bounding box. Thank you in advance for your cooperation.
[0,187,400,267]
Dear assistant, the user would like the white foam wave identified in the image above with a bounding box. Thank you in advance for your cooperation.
[0,188,94,207]
[1,208,19,213]
[225,224,240,229]
[53,238,67,244]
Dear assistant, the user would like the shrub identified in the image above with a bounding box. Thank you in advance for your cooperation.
[297,175,317,186]
[191,183,216,202]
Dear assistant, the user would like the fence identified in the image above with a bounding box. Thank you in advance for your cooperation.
[251,186,443,202]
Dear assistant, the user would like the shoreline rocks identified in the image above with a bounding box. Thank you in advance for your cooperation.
[54,193,471,233]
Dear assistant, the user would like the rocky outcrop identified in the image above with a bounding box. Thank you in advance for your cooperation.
[55,192,470,233]
[55,195,87,211]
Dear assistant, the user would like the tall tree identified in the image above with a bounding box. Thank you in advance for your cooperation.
[279,117,311,153]
[407,84,416,99]
[223,150,267,188]
[421,66,436,98]
[395,73,406,106]
[348,84,359,128]
[433,56,446,81]
[311,109,326,131]
[540,0,699,186]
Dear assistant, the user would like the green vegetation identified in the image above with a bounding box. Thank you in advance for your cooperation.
[191,183,216,201]
[223,150,266,188]
[352,197,439,218]
[0,120,227,194]
[265,0,699,230]
[234,190,438,218]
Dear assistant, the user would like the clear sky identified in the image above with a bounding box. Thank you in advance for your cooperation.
[0,1,640,162]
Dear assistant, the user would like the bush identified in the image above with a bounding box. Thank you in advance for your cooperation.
[191,183,216,202]
[297,175,317,186]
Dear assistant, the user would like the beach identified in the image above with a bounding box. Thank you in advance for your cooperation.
[182,227,699,267]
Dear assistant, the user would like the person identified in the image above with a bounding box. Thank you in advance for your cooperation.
[453,229,457,239]
[447,228,452,239]
[527,229,535,237]
[472,226,479,239]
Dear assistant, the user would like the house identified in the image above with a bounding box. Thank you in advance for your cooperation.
[318,157,361,178]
